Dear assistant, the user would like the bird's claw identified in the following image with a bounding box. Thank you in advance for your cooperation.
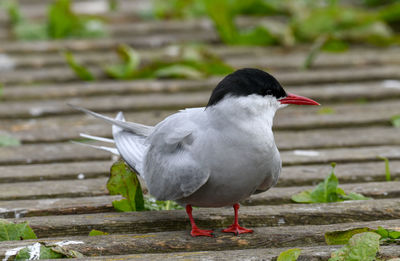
[190,228,214,237]
[222,224,253,235]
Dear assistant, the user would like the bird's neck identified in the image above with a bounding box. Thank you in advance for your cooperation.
[206,95,278,132]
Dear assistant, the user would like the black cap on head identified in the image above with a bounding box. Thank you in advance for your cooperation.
[206,68,286,107]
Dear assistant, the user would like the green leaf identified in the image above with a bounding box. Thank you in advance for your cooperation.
[64,52,95,81]
[47,0,77,39]
[2,0,23,25]
[329,232,380,261]
[378,156,392,181]
[340,192,371,201]
[107,160,145,212]
[15,243,65,260]
[236,26,278,45]
[154,64,204,79]
[46,0,106,40]
[277,248,302,261]
[325,228,372,245]
[310,164,340,203]
[291,189,313,203]
[0,219,37,241]
[105,44,140,79]
[318,107,336,115]
[375,226,400,239]
[0,135,21,147]
[203,0,238,44]
[391,115,400,128]
[89,229,109,236]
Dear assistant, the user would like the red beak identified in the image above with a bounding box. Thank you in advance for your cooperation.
[279,93,320,106]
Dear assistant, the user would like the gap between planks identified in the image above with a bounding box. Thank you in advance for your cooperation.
[0,219,399,258]
[0,160,398,185]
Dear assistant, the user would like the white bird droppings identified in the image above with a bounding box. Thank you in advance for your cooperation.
[293,150,320,157]
[29,108,44,117]
[54,240,84,247]
[77,173,85,180]
[383,80,400,90]
[0,54,16,71]
[3,246,25,261]
[27,243,41,260]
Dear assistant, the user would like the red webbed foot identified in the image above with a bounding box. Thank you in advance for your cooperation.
[222,224,253,235]
[222,203,254,235]
[191,227,214,237]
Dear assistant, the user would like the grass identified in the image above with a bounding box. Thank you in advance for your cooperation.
[2,0,107,41]
[66,44,234,81]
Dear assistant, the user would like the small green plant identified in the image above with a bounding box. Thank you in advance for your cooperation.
[3,0,107,41]
[107,160,145,212]
[378,156,392,181]
[291,163,371,203]
[277,248,301,261]
[104,44,141,79]
[89,229,109,236]
[375,226,400,244]
[391,114,400,128]
[202,0,278,45]
[0,219,37,241]
[326,226,400,246]
[64,52,95,81]
[107,160,183,212]
[67,45,234,81]
[328,232,380,261]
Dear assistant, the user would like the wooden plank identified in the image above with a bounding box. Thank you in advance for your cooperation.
[0,92,209,118]
[279,161,400,186]
[51,245,400,261]
[1,143,400,166]
[0,178,108,200]
[0,196,120,218]
[1,100,400,144]
[244,181,400,205]
[280,145,400,166]
[3,78,400,103]
[1,175,397,203]
[1,84,400,119]
[276,126,400,150]
[0,161,111,183]
[6,45,400,71]
[8,199,400,237]
[2,58,400,86]
[0,159,398,186]
[0,219,398,257]
[0,143,112,165]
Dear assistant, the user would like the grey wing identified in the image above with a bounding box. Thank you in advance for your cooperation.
[142,110,210,201]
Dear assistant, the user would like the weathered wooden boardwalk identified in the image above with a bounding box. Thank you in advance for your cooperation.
[1,1,400,260]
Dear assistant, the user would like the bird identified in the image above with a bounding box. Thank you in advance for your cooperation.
[70,68,319,237]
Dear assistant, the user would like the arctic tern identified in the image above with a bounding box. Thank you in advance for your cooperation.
[71,68,319,237]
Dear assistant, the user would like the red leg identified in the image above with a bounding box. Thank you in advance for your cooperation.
[222,203,253,235]
[186,205,214,237]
